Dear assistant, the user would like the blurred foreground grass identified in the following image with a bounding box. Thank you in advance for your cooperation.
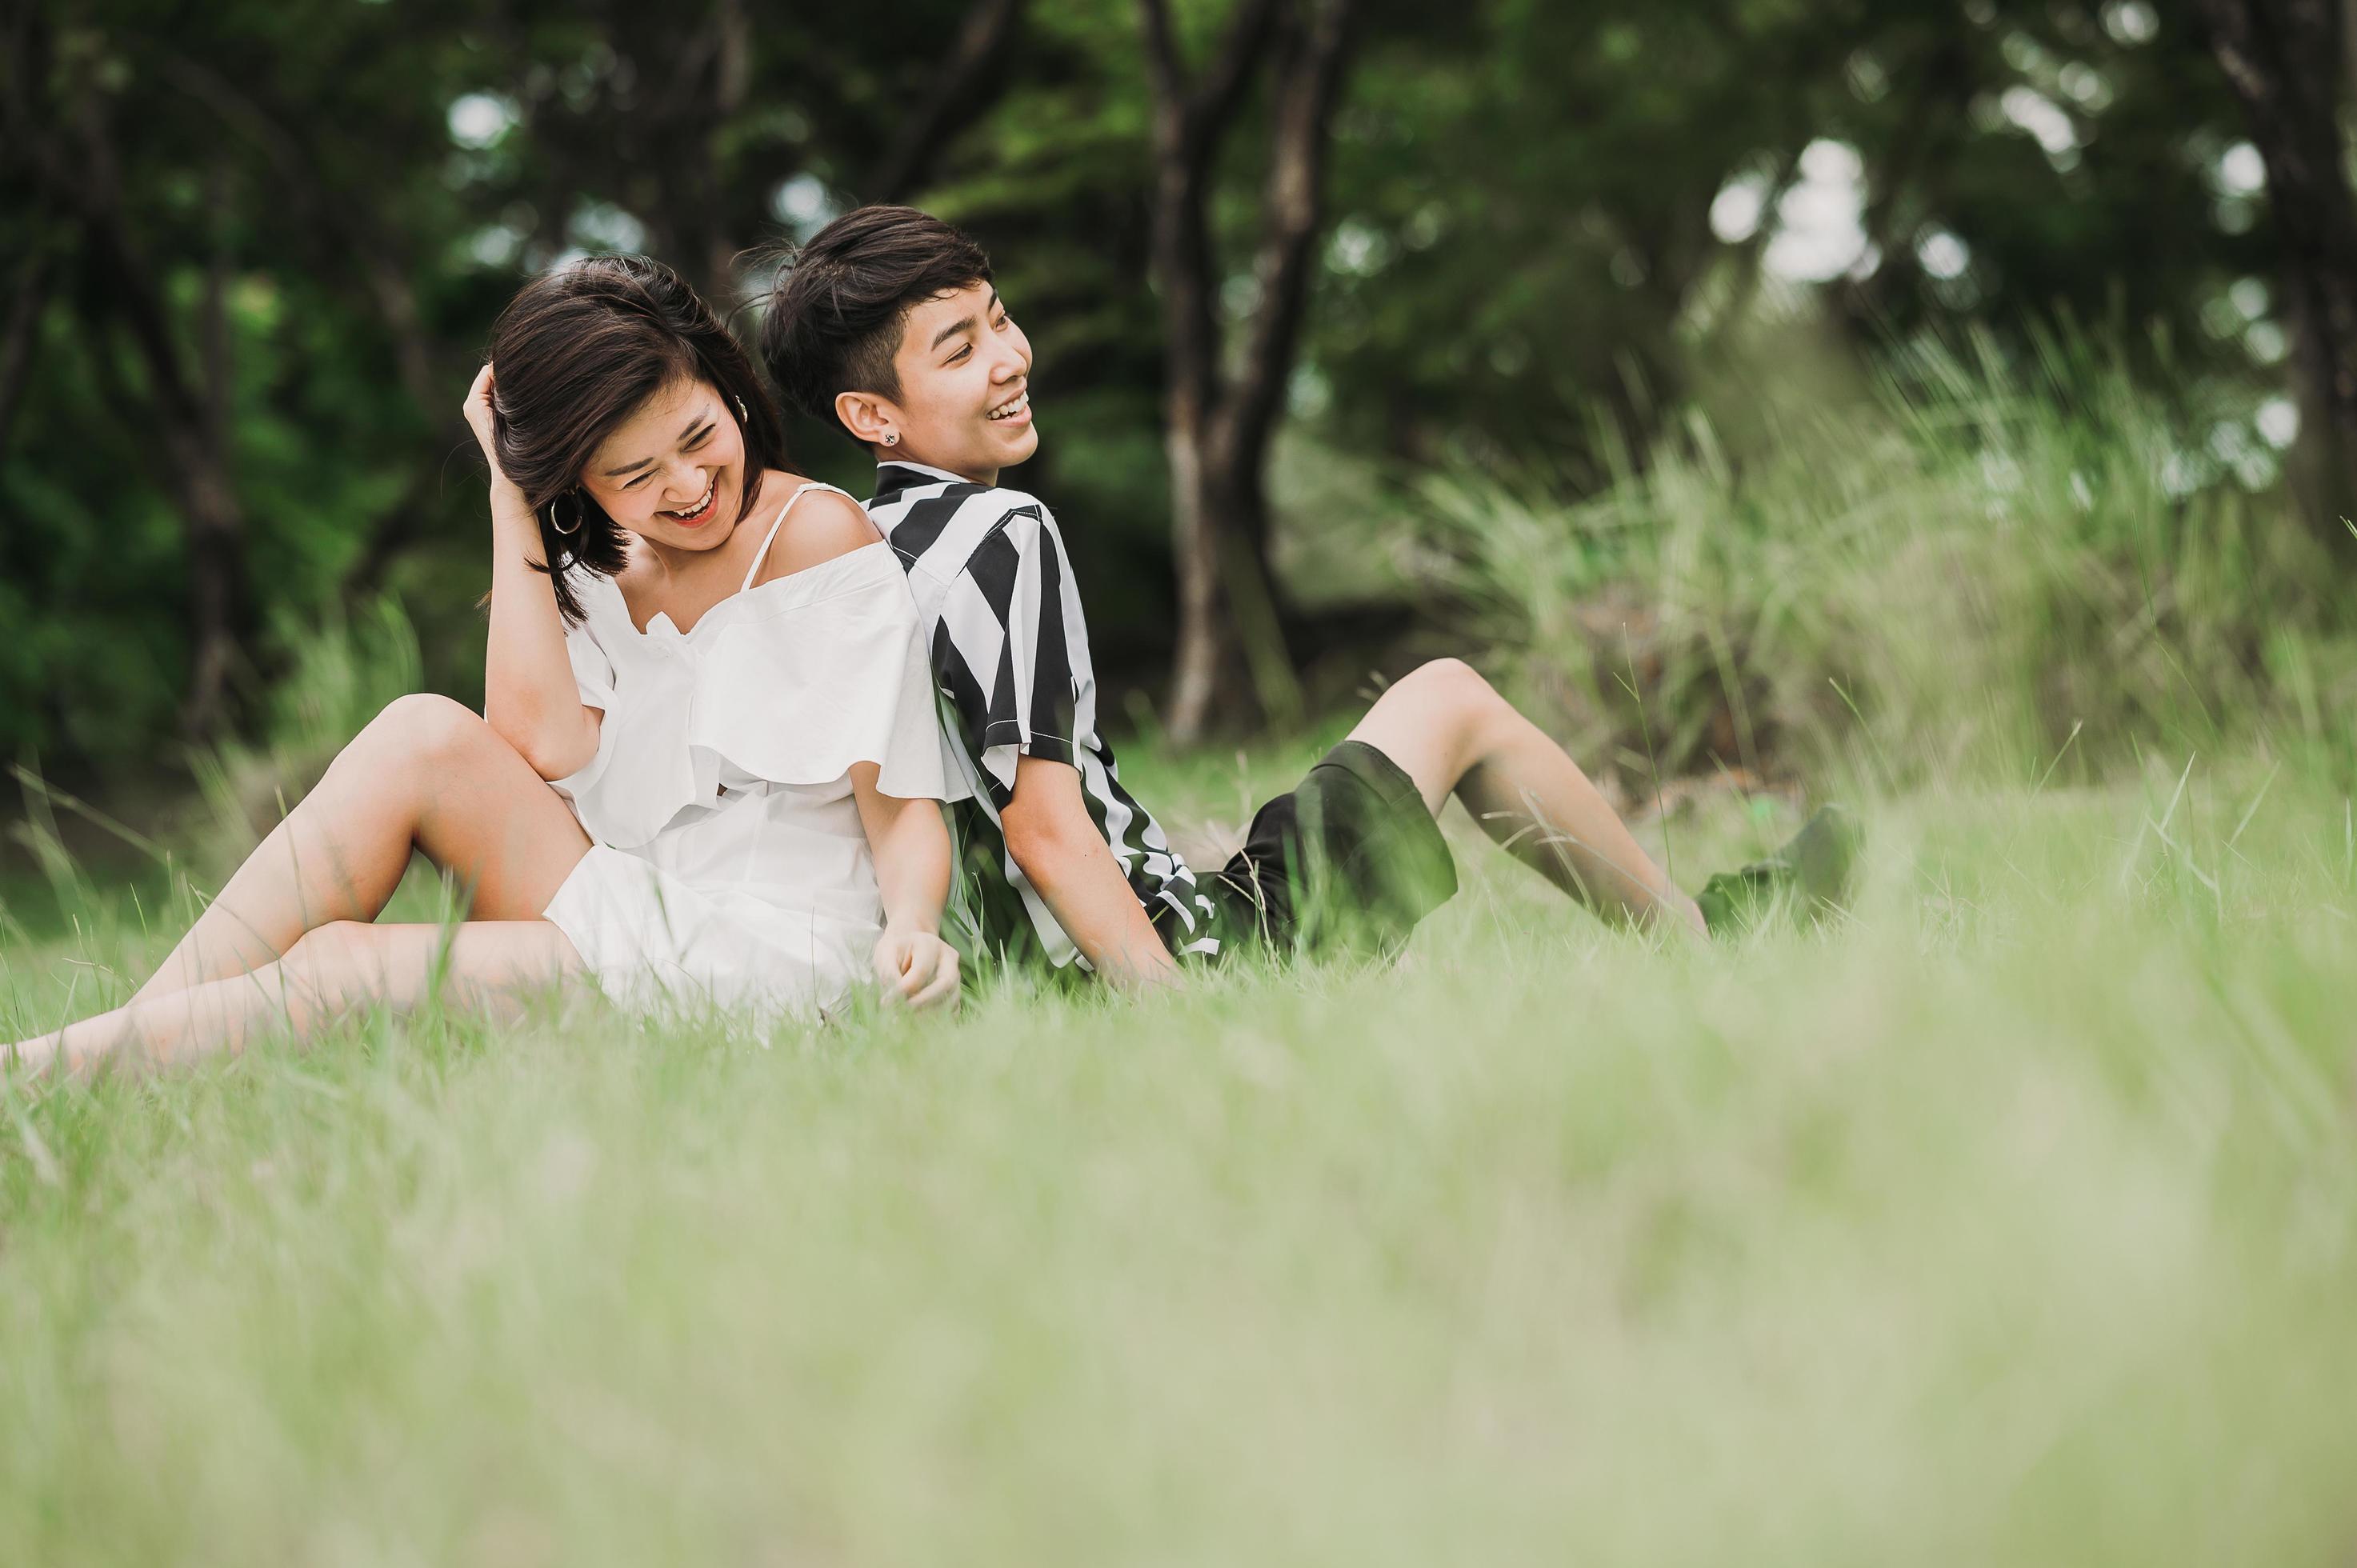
[3,748,2356,1564]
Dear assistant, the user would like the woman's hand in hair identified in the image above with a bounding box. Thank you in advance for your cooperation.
[463,364,523,502]
[475,357,599,778]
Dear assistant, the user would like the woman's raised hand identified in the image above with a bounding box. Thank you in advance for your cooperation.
[464,364,520,498]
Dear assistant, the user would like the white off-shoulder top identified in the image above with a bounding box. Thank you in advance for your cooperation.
[538,484,967,1018]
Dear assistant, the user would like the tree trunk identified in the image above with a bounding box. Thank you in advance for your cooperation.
[2199,0,2357,552]
[1138,0,1355,743]
[1164,409,1227,735]
[149,49,461,594]
[66,112,250,736]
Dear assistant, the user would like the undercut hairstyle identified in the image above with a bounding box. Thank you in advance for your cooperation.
[758,206,994,438]
[485,254,788,622]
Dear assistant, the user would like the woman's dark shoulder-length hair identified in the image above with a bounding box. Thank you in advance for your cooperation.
[486,254,788,622]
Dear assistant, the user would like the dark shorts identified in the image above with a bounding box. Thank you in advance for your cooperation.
[1203,740,1458,962]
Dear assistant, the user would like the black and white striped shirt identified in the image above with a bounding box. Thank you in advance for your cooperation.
[866,461,1222,968]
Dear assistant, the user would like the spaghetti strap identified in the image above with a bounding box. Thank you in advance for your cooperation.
[737,481,864,594]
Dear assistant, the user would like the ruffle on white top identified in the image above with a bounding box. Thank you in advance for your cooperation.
[554,541,968,848]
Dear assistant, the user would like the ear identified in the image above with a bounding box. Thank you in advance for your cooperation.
[834,389,902,450]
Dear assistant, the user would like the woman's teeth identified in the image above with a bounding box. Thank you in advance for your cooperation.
[664,482,715,520]
[987,391,1029,421]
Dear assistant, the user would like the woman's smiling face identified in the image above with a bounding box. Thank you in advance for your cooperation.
[581,377,748,550]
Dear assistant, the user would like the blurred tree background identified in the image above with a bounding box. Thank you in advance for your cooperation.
[0,0,2340,784]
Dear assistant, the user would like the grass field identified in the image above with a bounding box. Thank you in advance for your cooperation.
[8,344,2357,1562]
[5,737,2357,1565]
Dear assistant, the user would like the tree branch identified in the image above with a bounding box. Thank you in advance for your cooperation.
[871,0,1027,202]
[1223,0,1356,484]
[1137,0,1191,107]
[0,238,50,455]
[1190,0,1288,146]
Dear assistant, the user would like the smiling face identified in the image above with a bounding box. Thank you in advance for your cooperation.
[852,281,1034,483]
[580,377,748,551]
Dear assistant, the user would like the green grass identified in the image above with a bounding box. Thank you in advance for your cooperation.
[4,746,2356,1564]
[8,335,2357,1561]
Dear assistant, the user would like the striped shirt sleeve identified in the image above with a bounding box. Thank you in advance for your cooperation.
[933,500,1090,802]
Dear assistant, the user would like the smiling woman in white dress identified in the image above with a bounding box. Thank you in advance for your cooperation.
[11,256,966,1074]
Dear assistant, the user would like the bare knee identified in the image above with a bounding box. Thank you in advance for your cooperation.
[1398,657,1491,702]
[1393,658,1513,745]
[340,694,501,792]
[374,693,488,762]
[280,919,376,989]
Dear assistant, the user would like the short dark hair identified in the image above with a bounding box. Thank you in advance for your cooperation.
[486,254,788,622]
[758,206,993,438]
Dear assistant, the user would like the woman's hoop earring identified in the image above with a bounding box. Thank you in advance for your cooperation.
[734,395,749,422]
[548,490,585,536]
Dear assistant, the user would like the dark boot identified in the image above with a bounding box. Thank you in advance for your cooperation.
[1695,804,1861,936]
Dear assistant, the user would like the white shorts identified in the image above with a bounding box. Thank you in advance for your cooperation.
[542,845,875,1019]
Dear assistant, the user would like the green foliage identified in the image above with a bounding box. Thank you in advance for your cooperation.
[186,598,426,882]
[2,0,2306,782]
[1407,323,2344,794]
[1307,0,2262,473]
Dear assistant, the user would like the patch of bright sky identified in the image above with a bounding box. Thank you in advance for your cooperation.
[447,93,518,150]
[2056,62,2113,112]
[2215,142,2267,197]
[2257,395,2299,449]
[469,226,522,268]
[1711,142,1878,283]
[1327,218,1394,278]
[1763,140,1873,283]
[1917,228,1971,281]
[1999,86,2080,163]
[2102,0,2158,45]
[1846,50,1889,103]
[770,174,838,238]
[568,202,646,254]
[1709,173,1768,244]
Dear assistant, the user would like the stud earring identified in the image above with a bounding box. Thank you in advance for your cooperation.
[883,431,899,446]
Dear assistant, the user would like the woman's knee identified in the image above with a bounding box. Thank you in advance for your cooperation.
[351,692,497,780]
[375,691,485,751]
[280,919,374,986]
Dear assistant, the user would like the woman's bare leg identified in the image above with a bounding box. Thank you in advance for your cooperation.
[1346,658,1705,936]
[134,694,592,1002]
[13,920,582,1075]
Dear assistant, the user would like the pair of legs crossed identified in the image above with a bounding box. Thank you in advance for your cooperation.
[9,696,590,1074]
[14,659,1692,1069]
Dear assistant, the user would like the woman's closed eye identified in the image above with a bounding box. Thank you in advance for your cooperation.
[621,426,714,488]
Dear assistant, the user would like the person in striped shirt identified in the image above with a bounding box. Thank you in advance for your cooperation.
[759,207,1854,989]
